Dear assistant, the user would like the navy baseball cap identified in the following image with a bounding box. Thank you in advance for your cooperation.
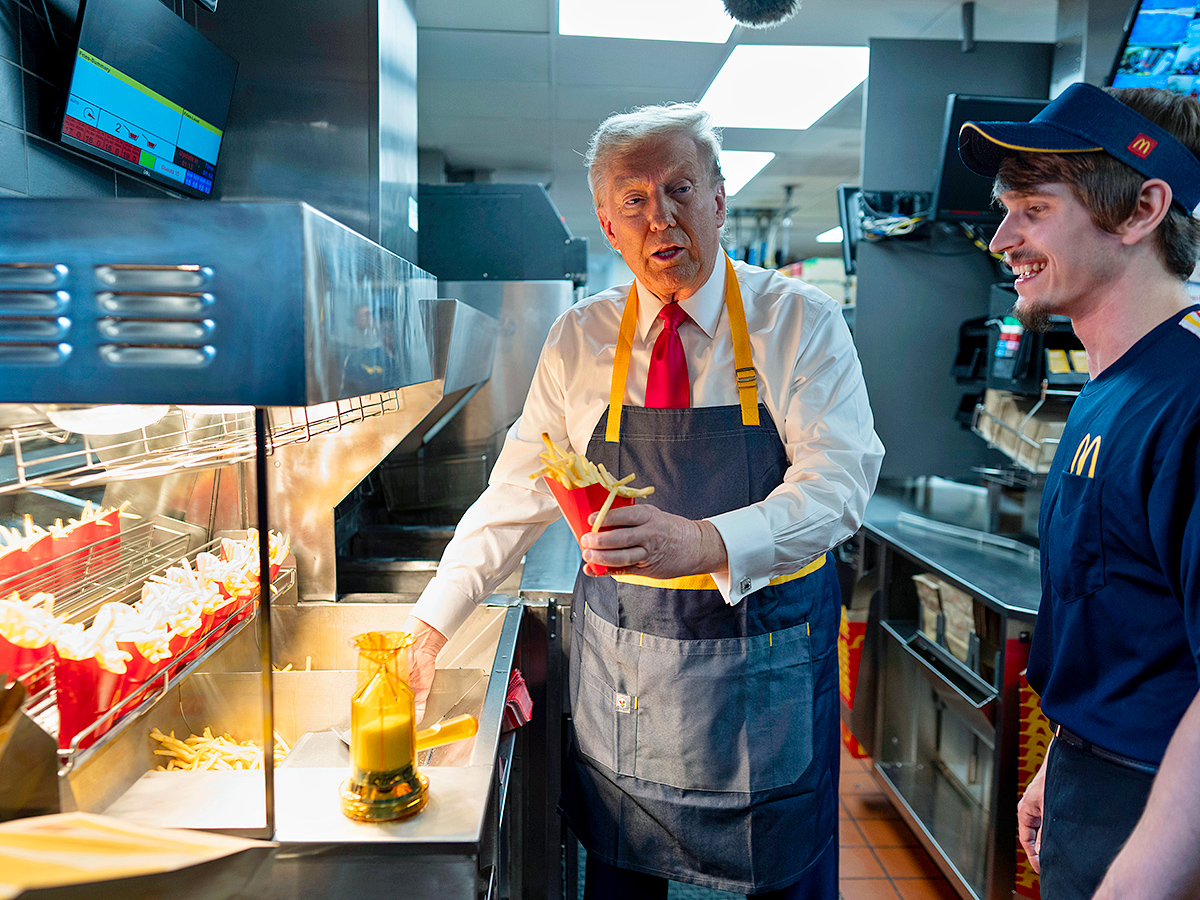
[959,81,1200,216]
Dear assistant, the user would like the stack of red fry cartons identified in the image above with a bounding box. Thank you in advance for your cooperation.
[0,527,289,752]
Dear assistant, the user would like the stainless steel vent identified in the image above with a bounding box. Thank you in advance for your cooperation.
[0,263,72,366]
[0,201,438,406]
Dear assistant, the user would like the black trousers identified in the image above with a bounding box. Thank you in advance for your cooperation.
[1040,737,1156,900]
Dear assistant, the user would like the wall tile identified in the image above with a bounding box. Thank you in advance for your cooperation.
[17,1,71,86]
[0,56,22,127]
[21,68,58,140]
[0,121,26,193]
[0,1,19,65]
[26,133,114,197]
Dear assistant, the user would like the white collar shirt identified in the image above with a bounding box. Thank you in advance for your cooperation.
[412,257,885,640]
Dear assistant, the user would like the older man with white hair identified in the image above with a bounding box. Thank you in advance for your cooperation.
[407,102,883,899]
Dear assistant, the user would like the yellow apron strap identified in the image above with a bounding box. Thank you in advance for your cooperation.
[612,553,825,590]
[605,256,758,443]
[605,281,640,443]
[723,256,759,427]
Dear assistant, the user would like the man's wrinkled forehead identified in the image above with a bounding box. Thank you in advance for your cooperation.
[605,135,706,190]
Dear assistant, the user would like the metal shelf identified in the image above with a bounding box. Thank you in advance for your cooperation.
[20,555,295,767]
[0,515,205,622]
[0,396,407,496]
[970,380,1078,475]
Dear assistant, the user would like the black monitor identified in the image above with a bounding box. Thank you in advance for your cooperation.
[58,0,238,198]
[836,185,863,276]
[1109,0,1200,97]
[930,94,1048,224]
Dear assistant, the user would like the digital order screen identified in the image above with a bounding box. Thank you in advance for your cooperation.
[59,0,237,198]
[1110,1,1200,97]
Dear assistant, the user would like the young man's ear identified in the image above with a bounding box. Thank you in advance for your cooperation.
[1120,179,1173,246]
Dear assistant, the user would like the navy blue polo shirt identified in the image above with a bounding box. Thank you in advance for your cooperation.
[1027,306,1200,765]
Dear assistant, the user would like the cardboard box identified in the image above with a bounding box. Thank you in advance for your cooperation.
[938,581,975,665]
[983,390,1072,474]
[912,573,942,642]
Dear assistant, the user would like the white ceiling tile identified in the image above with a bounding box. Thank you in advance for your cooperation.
[552,35,730,91]
[414,0,549,32]
[420,30,549,82]
[419,81,551,120]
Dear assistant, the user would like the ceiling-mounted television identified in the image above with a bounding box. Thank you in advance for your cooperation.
[58,0,238,198]
[836,185,862,276]
[1109,0,1200,97]
[930,94,1048,224]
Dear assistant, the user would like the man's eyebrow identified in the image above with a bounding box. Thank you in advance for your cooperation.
[609,166,694,191]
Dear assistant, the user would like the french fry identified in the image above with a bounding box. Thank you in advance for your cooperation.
[150,725,289,771]
[532,433,655,499]
[591,485,621,533]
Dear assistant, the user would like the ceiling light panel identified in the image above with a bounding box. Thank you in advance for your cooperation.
[559,0,735,43]
[720,150,775,197]
[701,45,869,129]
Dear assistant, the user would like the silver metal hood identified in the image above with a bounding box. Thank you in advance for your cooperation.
[0,199,436,407]
[0,198,499,602]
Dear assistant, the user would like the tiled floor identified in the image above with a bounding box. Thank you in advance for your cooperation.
[835,748,956,900]
[578,746,960,899]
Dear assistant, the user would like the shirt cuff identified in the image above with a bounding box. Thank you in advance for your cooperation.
[411,577,479,641]
[708,506,776,606]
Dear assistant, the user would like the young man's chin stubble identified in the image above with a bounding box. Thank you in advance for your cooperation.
[1012,302,1052,333]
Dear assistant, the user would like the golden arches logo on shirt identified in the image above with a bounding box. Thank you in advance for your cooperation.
[1069,433,1101,478]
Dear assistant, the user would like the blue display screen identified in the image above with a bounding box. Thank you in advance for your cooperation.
[59,0,237,198]
[1110,1,1200,97]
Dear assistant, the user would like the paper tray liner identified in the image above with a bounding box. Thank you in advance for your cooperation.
[0,811,271,900]
[543,478,633,578]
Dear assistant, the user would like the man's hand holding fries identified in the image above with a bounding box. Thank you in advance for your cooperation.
[533,433,728,579]
[579,503,729,580]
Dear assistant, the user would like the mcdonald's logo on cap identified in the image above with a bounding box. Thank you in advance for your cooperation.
[1128,134,1157,159]
[1070,433,1102,478]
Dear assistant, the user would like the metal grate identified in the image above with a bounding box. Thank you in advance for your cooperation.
[18,546,294,769]
[0,516,203,622]
[0,394,407,495]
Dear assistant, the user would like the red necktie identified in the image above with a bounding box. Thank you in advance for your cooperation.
[645,302,690,408]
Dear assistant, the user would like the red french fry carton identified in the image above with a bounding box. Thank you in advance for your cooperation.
[0,543,34,597]
[0,633,53,689]
[52,521,92,597]
[115,640,168,710]
[54,651,124,751]
[20,533,56,596]
[87,508,122,578]
[543,478,634,578]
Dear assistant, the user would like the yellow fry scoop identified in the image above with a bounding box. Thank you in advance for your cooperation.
[334,712,478,752]
[416,713,478,751]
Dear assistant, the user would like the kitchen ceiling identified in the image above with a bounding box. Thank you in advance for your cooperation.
[414,0,1059,263]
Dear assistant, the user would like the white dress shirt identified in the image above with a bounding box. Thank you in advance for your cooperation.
[411,258,885,640]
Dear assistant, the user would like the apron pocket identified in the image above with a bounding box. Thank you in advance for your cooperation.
[573,667,620,772]
[758,625,816,790]
[572,618,639,775]
[633,622,814,793]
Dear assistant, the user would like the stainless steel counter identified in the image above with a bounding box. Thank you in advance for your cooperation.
[518,518,581,601]
[864,488,1041,617]
[857,481,1041,900]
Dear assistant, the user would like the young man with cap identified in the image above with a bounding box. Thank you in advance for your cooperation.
[959,83,1200,900]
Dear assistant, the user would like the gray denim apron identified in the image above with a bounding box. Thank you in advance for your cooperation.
[558,258,841,895]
